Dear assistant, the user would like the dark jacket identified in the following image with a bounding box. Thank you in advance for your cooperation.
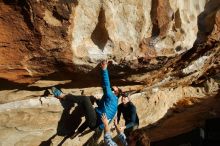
[117,102,139,129]
[95,69,118,129]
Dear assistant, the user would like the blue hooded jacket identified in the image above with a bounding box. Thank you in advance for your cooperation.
[95,69,118,129]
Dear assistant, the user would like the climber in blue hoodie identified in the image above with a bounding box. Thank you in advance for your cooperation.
[51,60,121,137]
[95,60,120,130]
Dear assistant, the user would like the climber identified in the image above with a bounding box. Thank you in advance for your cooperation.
[117,92,139,136]
[51,60,122,138]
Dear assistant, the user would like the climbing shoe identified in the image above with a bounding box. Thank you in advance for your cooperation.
[51,87,62,97]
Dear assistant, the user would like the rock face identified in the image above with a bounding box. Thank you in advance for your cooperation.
[0,0,220,146]
[0,0,219,84]
[0,81,219,146]
[0,0,74,83]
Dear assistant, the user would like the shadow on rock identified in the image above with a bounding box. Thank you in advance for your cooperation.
[39,99,84,146]
[82,128,103,146]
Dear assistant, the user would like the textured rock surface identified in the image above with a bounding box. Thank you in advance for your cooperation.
[0,0,220,145]
[0,0,219,84]
[0,79,219,146]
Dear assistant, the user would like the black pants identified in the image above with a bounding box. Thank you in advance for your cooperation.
[65,94,97,133]
[124,124,139,137]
